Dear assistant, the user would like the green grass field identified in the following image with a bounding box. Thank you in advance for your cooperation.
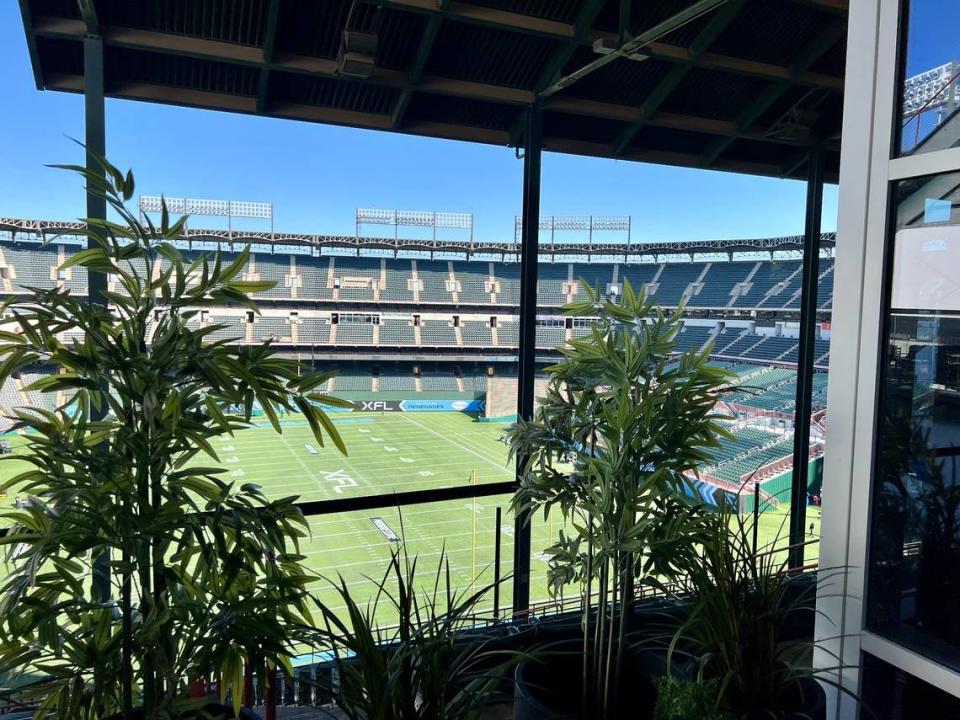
[0,411,819,623]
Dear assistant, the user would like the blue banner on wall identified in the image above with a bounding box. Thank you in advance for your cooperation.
[316,398,486,413]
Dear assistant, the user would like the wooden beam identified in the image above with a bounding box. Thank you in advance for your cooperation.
[610,0,748,156]
[701,18,847,166]
[256,0,281,113]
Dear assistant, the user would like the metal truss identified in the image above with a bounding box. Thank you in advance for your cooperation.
[0,217,836,258]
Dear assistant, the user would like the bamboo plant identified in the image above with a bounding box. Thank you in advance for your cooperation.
[0,156,349,719]
[506,281,733,719]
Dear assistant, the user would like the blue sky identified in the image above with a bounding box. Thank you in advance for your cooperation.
[0,3,839,244]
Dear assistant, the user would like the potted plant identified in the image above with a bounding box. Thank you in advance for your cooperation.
[506,282,734,720]
[0,156,350,719]
[312,539,521,720]
[664,505,840,720]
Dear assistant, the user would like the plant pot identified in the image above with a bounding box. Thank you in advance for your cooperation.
[105,703,262,720]
[780,676,826,720]
[513,650,663,720]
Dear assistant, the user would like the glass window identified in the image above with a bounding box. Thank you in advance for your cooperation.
[896,1,960,155]
[866,171,960,668]
[860,652,960,720]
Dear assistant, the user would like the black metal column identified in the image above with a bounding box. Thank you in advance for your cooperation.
[84,32,108,308]
[84,31,110,605]
[512,103,542,617]
[788,148,824,570]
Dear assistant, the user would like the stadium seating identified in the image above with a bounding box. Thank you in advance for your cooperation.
[535,325,566,349]
[537,262,569,306]
[574,264,616,301]
[733,261,798,309]
[335,257,380,301]
[618,263,658,296]
[4,243,59,290]
[420,369,459,391]
[254,255,292,299]
[417,261,455,303]
[333,367,373,392]
[650,262,705,306]
[420,319,457,345]
[687,262,753,308]
[493,263,520,305]
[254,317,289,342]
[377,366,417,391]
[208,315,247,343]
[496,322,519,346]
[335,323,375,344]
[674,326,714,353]
[379,318,415,345]
[298,318,330,344]
[454,261,492,304]
[461,320,493,346]
[381,260,414,302]
[298,256,333,300]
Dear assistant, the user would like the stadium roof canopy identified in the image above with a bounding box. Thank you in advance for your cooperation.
[18,0,845,182]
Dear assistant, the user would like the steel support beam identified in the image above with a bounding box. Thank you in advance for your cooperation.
[256,0,281,113]
[702,19,845,167]
[392,0,450,129]
[512,104,542,618]
[83,27,111,605]
[788,148,823,570]
[540,0,727,99]
[611,0,747,156]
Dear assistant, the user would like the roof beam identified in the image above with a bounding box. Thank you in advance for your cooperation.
[46,72,828,181]
[392,0,450,129]
[540,0,727,99]
[508,0,606,145]
[31,15,834,154]
[256,0,281,113]
[701,18,846,167]
[610,0,747,156]
[364,1,843,91]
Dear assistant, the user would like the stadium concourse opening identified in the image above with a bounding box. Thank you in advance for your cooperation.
[13,0,847,710]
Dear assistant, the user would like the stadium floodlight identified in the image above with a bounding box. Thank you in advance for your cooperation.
[139,195,274,232]
[356,208,474,242]
[902,61,959,117]
[514,215,633,246]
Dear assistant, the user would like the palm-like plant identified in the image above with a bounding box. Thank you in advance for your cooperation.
[666,508,834,719]
[313,542,517,720]
[506,282,733,719]
[0,156,349,718]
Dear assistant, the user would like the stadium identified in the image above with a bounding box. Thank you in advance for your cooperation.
[9,0,960,714]
[0,208,831,613]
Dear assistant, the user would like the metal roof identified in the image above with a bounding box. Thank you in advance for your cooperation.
[18,0,846,181]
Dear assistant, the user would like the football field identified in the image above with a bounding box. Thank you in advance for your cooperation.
[0,411,819,622]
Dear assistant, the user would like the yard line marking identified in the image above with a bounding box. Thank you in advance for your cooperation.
[399,413,505,472]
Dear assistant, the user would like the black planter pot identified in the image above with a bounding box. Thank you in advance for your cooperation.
[513,650,664,720]
[781,676,826,720]
[105,703,262,720]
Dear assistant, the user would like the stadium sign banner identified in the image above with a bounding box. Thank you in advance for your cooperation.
[322,398,486,413]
